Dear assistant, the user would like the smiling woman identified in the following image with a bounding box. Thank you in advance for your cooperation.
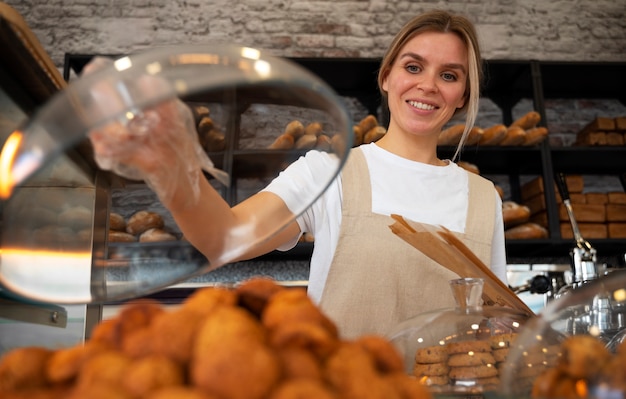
[78,9,506,340]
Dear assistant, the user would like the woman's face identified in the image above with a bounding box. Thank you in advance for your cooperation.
[382,31,468,139]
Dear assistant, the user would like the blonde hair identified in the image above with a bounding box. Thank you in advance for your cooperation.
[377,10,483,160]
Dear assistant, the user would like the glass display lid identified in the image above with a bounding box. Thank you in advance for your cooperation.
[498,269,626,399]
[0,44,353,304]
[387,277,532,395]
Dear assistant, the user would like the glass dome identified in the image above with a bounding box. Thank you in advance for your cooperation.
[387,277,531,395]
[499,269,626,398]
[0,44,352,304]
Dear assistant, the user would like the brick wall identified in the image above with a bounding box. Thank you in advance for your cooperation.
[4,0,626,69]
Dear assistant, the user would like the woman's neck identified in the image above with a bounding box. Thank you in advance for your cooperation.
[375,128,445,166]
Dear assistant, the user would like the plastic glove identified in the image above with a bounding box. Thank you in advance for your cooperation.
[84,57,229,206]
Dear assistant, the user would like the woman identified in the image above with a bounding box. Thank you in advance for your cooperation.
[88,10,506,339]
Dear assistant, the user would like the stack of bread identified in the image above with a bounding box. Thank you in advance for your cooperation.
[191,104,226,153]
[574,116,626,146]
[521,175,626,239]
[0,278,431,399]
[438,111,549,147]
[108,210,177,243]
[267,114,386,153]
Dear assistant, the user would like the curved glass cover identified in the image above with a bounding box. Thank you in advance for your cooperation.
[0,44,352,304]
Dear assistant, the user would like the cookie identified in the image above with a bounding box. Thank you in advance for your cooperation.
[446,340,491,355]
[448,351,496,367]
[415,345,448,364]
[490,333,518,349]
[492,347,510,363]
[449,364,498,380]
[412,362,449,377]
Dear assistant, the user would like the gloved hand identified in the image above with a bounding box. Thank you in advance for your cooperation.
[83,57,229,206]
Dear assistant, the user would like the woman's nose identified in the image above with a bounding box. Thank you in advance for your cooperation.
[416,71,438,93]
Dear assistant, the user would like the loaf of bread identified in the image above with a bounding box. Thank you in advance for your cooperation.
[357,114,378,135]
[108,230,136,243]
[523,127,548,146]
[139,228,177,243]
[478,124,507,146]
[109,212,126,232]
[505,222,548,240]
[502,201,531,228]
[511,111,541,130]
[284,120,305,140]
[438,124,465,146]
[267,133,294,150]
[363,126,387,144]
[126,211,165,236]
[465,126,484,145]
[500,126,526,146]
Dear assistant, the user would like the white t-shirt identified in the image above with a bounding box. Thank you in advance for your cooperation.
[263,143,507,303]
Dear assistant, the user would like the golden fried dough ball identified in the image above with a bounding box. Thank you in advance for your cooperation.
[45,341,109,384]
[262,288,338,338]
[68,382,135,399]
[384,372,432,399]
[354,335,405,374]
[182,285,238,317]
[195,306,266,348]
[0,385,72,399]
[0,346,52,391]
[324,342,401,399]
[236,277,285,317]
[270,321,338,360]
[268,379,338,399]
[559,335,611,379]
[122,354,185,398]
[150,308,205,364]
[275,346,323,381]
[75,350,131,390]
[531,367,578,399]
[145,386,220,399]
[191,340,281,399]
[91,299,164,350]
[121,326,154,358]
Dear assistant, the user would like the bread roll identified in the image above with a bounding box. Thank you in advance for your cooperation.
[126,211,165,236]
[108,230,136,243]
[357,115,378,134]
[500,126,527,146]
[524,127,549,146]
[363,126,386,144]
[438,124,465,146]
[502,201,531,228]
[352,125,364,147]
[109,212,126,232]
[139,228,177,243]
[479,124,507,145]
[505,222,548,240]
[511,111,541,130]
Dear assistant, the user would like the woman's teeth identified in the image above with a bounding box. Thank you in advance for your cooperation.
[409,101,435,110]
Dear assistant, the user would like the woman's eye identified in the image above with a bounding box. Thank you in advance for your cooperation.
[406,65,421,73]
[442,72,457,82]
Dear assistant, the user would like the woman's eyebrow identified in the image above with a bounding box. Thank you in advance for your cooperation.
[399,52,467,74]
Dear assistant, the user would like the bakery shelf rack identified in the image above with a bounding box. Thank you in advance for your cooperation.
[63,54,626,265]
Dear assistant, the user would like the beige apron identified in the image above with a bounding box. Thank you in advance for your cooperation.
[319,147,496,339]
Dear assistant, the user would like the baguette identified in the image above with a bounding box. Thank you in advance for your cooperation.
[353,125,364,147]
[267,133,294,150]
[284,120,305,139]
[315,134,332,151]
[304,122,323,137]
[511,111,541,130]
[478,124,508,145]
[357,114,378,134]
[500,126,527,146]
[465,126,484,145]
[294,134,317,150]
[438,124,465,146]
[523,126,549,146]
